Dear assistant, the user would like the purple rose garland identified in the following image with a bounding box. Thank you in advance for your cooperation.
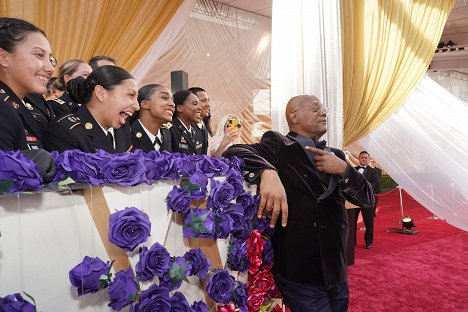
[0,147,281,311]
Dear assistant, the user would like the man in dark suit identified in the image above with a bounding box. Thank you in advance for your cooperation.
[223,95,375,312]
[355,151,381,249]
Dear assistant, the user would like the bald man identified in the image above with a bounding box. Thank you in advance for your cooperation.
[223,95,375,312]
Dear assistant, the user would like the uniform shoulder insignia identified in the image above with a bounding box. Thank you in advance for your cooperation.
[161,122,173,129]
[0,89,5,94]
[52,98,65,105]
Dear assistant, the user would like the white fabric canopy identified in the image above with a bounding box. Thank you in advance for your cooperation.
[358,74,468,230]
[270,0,343,147]
[132,0,196,83]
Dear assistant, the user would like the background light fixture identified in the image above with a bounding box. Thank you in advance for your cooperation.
[386,187,419,235]
[401,216,415,230]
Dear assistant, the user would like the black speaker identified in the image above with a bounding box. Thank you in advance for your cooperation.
[170,70,188,93]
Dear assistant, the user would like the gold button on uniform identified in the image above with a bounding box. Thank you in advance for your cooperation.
[135,132,142,138]
[249,172,255,178]
[85,122,93,130]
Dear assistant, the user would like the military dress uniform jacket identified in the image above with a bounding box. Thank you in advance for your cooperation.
[130,120,172,153]
[194,122,209,155]
[223,131,375,289]
[0,82,39,150]
[169,117,206,155]
[43,105,132,153]
[47,92,80,116]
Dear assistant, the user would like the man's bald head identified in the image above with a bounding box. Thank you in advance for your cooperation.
[286,95,320,125]
[285,94,327,138]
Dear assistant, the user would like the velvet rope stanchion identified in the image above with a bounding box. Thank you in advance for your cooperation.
[82,187,130,272]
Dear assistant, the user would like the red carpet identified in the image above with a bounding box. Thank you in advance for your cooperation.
[349,189,468,312]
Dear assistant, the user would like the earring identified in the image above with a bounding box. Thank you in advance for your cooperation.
[1,63,7,68]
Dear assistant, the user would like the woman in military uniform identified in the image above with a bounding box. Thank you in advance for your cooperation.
[0,17,56,151]
[47,59,92,116]
[130,84,174,153]
[43,65,138,153]
[169,90,206,155]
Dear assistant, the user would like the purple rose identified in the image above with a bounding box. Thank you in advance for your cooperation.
[108,268,138,311]
[160,257,192,291]
[169,292,192,311]
[0,151,42,193]
[206,179,235,211]
[0,293,36,312]
[50,151,66,182]
[183,209,215,239]
[101,152,146,186]
[166,186,191,213]
[226,238,249,272]
[183,248,211,279]
[58,149,106,184]
[206,269,235,304]
[109,207,151,252]
[191,301,209,312]
[226,168,244,197]
[254,217,276,237]
[220,156,244,173]
[189,170,208,192]
[136,242,171,282]
[130,284,171,312]
[69,256,111,296]
[144,151,179,180]
[231,219,253,240]
[176,156,196,177]
[236,192,257,219]
[216,203,244,239]
[195,156,229,177]
[232,281,248,311]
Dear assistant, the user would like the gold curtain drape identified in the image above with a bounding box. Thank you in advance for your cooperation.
[341,0,455,146]
[1,0,184,71]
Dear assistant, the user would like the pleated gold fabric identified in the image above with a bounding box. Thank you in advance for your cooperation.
[341,0,455,146]
[1,0,184,71]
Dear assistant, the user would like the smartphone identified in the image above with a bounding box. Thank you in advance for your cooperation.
[226,117,241,138]
[226,117,240,130]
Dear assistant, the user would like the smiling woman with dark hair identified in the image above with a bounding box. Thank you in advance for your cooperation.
[0,17,56,151]
[44,65,139,153]
[130,84,174,153]
[169,90,207,155]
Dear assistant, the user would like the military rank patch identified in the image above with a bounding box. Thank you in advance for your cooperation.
[68,116,80,123]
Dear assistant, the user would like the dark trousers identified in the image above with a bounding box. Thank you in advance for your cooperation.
[275,274,349,312]
[355,205,375,246]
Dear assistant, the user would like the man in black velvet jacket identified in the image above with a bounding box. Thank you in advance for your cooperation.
[223,95,375,312]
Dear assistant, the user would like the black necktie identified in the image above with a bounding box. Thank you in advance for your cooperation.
[107,132,114,148]
[153,136,162,146]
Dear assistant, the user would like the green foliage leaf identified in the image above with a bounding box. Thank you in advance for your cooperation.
[57,176,76,186]
[0,179,14,192]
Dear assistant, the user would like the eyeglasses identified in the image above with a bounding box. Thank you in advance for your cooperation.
[310,105,328,114]
[293,105,328,115]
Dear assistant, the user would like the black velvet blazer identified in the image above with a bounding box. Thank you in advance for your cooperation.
[223,130,375,288]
